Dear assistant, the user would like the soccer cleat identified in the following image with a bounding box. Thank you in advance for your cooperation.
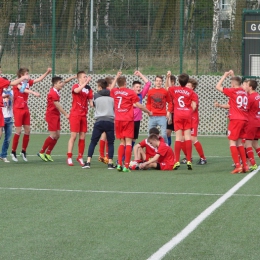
[231,165,243,174]
[243,165,250,173]
[187,161,192,170]
[77,157,84,166]
[181,158,187,164]
[98,156,109,164]
[82,162,90,169]
[249,164,257,172]
[173,162,180,170]
[117,165,123,172]
[37,153,47,162]
[20,151,28,162]
[122,167,131,173]
[67,158,74,166]
[45,154,54,162]
[197,158,207,165]
[108,163,116,169]
[11,151,18,162]
[0,157,10,163]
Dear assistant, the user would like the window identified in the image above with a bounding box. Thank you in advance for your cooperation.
[221,0,230,10]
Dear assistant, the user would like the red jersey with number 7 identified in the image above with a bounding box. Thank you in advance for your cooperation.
[110,87,139,121]
[223,87,248,121]
[168,86,196,119]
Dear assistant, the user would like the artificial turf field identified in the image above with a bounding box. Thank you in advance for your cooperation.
[1,134,260,260]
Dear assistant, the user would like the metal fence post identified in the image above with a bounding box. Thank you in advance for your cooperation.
[179,0,184,74]
[52,0,56,76]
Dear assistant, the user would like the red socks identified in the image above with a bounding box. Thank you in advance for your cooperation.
[118,144,125,166]
[237,145,248,166]
[181,141,187,157]
[174,141,182,163]
[40,136,53,154]
[46,139,58,155]
[246,147,256,166]
[230,145,240,167]
[185,140,192,162]
[99,140,105,157]
[124,145,132,168]
[12,133,20,152]
[78,139,85,158]
[194,141,205,159]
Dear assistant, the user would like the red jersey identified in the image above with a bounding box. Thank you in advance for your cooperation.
[156,142,175,164]
[139,136,165,159]
[223,87,248,121]
[146,88,171,116]
[168,86,196,119]
[192,92,199,124]
[0,77,11,107]
[13,79,34,109]
[70,84,93,116]
[45,88,60,117]
[247,92,260,126]
[110,87,139,121]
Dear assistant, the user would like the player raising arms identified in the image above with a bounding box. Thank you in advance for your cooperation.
[11,67,52,162]
[110,71,152,172]
[168,73,196,170]
[216,70,249,173]
[37,75,76,162]
[67,71,93,166]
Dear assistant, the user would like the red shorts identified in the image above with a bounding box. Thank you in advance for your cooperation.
[243,122,260,140]
[69,115,87,133]
[255,128,260,139]
[13,108,30,127]
[191,120,198,137]
[159,162,174,171]
[0,109,4,127]
[115,120,134,139]
[174,117,192,131]
[228,119,247,140]
[46,115,61,131]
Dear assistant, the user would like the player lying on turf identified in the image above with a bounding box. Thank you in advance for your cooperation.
[138,134,175,171]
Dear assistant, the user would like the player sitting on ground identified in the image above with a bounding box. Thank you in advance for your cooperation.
[216,70,249,174]
[11,67,52,162]
[139,134,175,171]
[82,79,115,170]
[37,75,75,162]
[132,127,164,165]
[67,71,93,166]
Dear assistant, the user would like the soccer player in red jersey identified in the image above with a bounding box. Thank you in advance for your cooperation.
[168,73,196,170]
[146,75,171,143]
[139,134,175,171]
[67,71,93,166]
[110,71,152,172]
[186,78,207,165]
[242,80,260,171]
[133,127,164,163]
[216,70,249,173]
[37,75,76,162]
[11,67,52,162]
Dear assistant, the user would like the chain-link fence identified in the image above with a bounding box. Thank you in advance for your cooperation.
[0,0,259,75]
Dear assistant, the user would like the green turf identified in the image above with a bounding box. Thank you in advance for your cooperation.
[0,134,259,259]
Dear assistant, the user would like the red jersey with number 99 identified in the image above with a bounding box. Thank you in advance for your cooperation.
[223,87,248,121]
[168,86,196,119]
[110,87,139,121]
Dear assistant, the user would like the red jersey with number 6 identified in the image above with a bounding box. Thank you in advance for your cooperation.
[168,86,196,119]
[247,92,260,126]
[110,87,139,121]
[223,87,248,121]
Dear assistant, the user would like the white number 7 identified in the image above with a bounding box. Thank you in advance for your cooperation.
[117,96,122,109]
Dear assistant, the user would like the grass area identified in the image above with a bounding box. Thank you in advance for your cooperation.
[0,135,259,259]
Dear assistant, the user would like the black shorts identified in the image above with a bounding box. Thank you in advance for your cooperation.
[134,121,141,140]
[166,114,174,131]
[155,163,161,170]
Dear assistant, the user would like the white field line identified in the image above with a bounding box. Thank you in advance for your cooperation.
[147,166,260,260]
[0,187,259,198]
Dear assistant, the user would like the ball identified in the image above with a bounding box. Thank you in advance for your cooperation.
[129,160,140,170]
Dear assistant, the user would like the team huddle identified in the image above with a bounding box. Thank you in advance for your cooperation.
[0,66,258,173]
